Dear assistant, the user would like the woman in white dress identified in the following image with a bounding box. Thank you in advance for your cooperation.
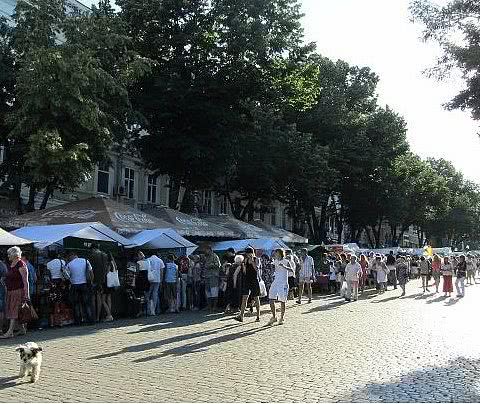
[371,255,388,294]
[268,249,292,325]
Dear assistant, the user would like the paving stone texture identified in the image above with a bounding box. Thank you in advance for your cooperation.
[1,279,480,402]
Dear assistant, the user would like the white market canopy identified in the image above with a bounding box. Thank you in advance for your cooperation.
[0,228,32,246]
[127,228,198,255]
[12,222,135,249]
[212,238,289,256]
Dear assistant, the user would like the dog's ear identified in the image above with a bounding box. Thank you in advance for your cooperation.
[15,347,24,352]
[31,347,42,355]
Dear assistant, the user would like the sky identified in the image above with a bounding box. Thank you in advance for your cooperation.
[81,0,480,184]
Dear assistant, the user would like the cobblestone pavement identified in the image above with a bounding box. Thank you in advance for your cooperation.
[1,279,480,402]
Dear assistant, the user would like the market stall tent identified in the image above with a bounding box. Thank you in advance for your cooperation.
[142,207,240,239]
[7,197,172,235]
[128,228,198,255]
[251,220,308,244]
[0,228,32,246]
[12,222,135,249]
[204,215,272,239]
[212,238,289,256]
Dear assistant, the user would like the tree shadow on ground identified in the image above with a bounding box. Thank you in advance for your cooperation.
[87,322,244,360]
[133,326,271,362]
[341,357,480,402]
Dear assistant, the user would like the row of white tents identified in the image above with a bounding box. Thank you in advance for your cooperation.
[0,222,291,257]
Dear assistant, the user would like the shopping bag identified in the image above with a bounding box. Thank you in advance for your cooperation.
[259,280,267,298]
[340,281,348,298]
[106,270,121,288]
[18,301,39,324]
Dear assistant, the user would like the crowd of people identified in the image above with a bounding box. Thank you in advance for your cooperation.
[0,244,477,339]
[325,251,478,301]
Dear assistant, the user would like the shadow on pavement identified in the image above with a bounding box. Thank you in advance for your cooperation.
[0,376,28,390]
[133,326,271,362]
[426,295,448,304]
[87,322,244,360]
[302,299,348,314]
[341,357,480,402]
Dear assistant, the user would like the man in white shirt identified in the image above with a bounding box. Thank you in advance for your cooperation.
[148,254,165,315]
[297,248,315,304]
[66,252,94,325]
[46,251,67,281]
[344,255,362,302]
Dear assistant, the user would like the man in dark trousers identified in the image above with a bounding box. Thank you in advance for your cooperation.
[386,251,397,291]
[89,244,113,322]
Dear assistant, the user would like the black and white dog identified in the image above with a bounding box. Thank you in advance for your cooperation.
[16,342,43,383]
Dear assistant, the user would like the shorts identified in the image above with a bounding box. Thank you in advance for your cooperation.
[269,281,289,303]
[299,277,313,284]
[241,277,260,298]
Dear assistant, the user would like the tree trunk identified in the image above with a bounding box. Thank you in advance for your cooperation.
[39,182,55,210]
[317,202,328,243]
[373,219,383,248]
[364,226,375,248]
[25,185,37,212]
[336,206,344,244]
[13,177,23,215]
[310,206,321,244]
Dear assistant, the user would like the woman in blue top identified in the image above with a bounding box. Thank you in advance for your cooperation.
[164,255,178,313]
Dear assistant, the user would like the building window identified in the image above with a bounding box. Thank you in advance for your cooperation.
[147,174,157,204]
[271,208,277,226]
[97,161,110,194]
[282,208,288,229]
[219,196,227,214]
[124,167,135,199]
[203,191,213,215]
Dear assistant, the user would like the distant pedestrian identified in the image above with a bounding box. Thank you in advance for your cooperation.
[466,255,476,285]
[441,256,454,297]
[344,255,361,302]
[431,254,442,293]
[22,253,36,300]
[297,248,315,304]
[371,255,388,294]
[164,254,179,313]
[268,249,292,326]
[396,257,408,297]
[234,248,261,323]
[89,244,112,322]
[66,251,94,325]
[386,251,397,290]
[419,256,430,293]
[455,255,467,298]
[359,254,369,294]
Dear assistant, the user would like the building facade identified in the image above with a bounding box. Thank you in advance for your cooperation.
[0,0,89,23]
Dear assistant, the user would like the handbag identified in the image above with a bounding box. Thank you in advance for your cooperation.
[106,270,121,288]
[258,280,267,298]
[18,301,39,324]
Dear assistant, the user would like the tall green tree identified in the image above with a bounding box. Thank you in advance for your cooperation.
[4,0,147,211]
[411,0,480,120]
